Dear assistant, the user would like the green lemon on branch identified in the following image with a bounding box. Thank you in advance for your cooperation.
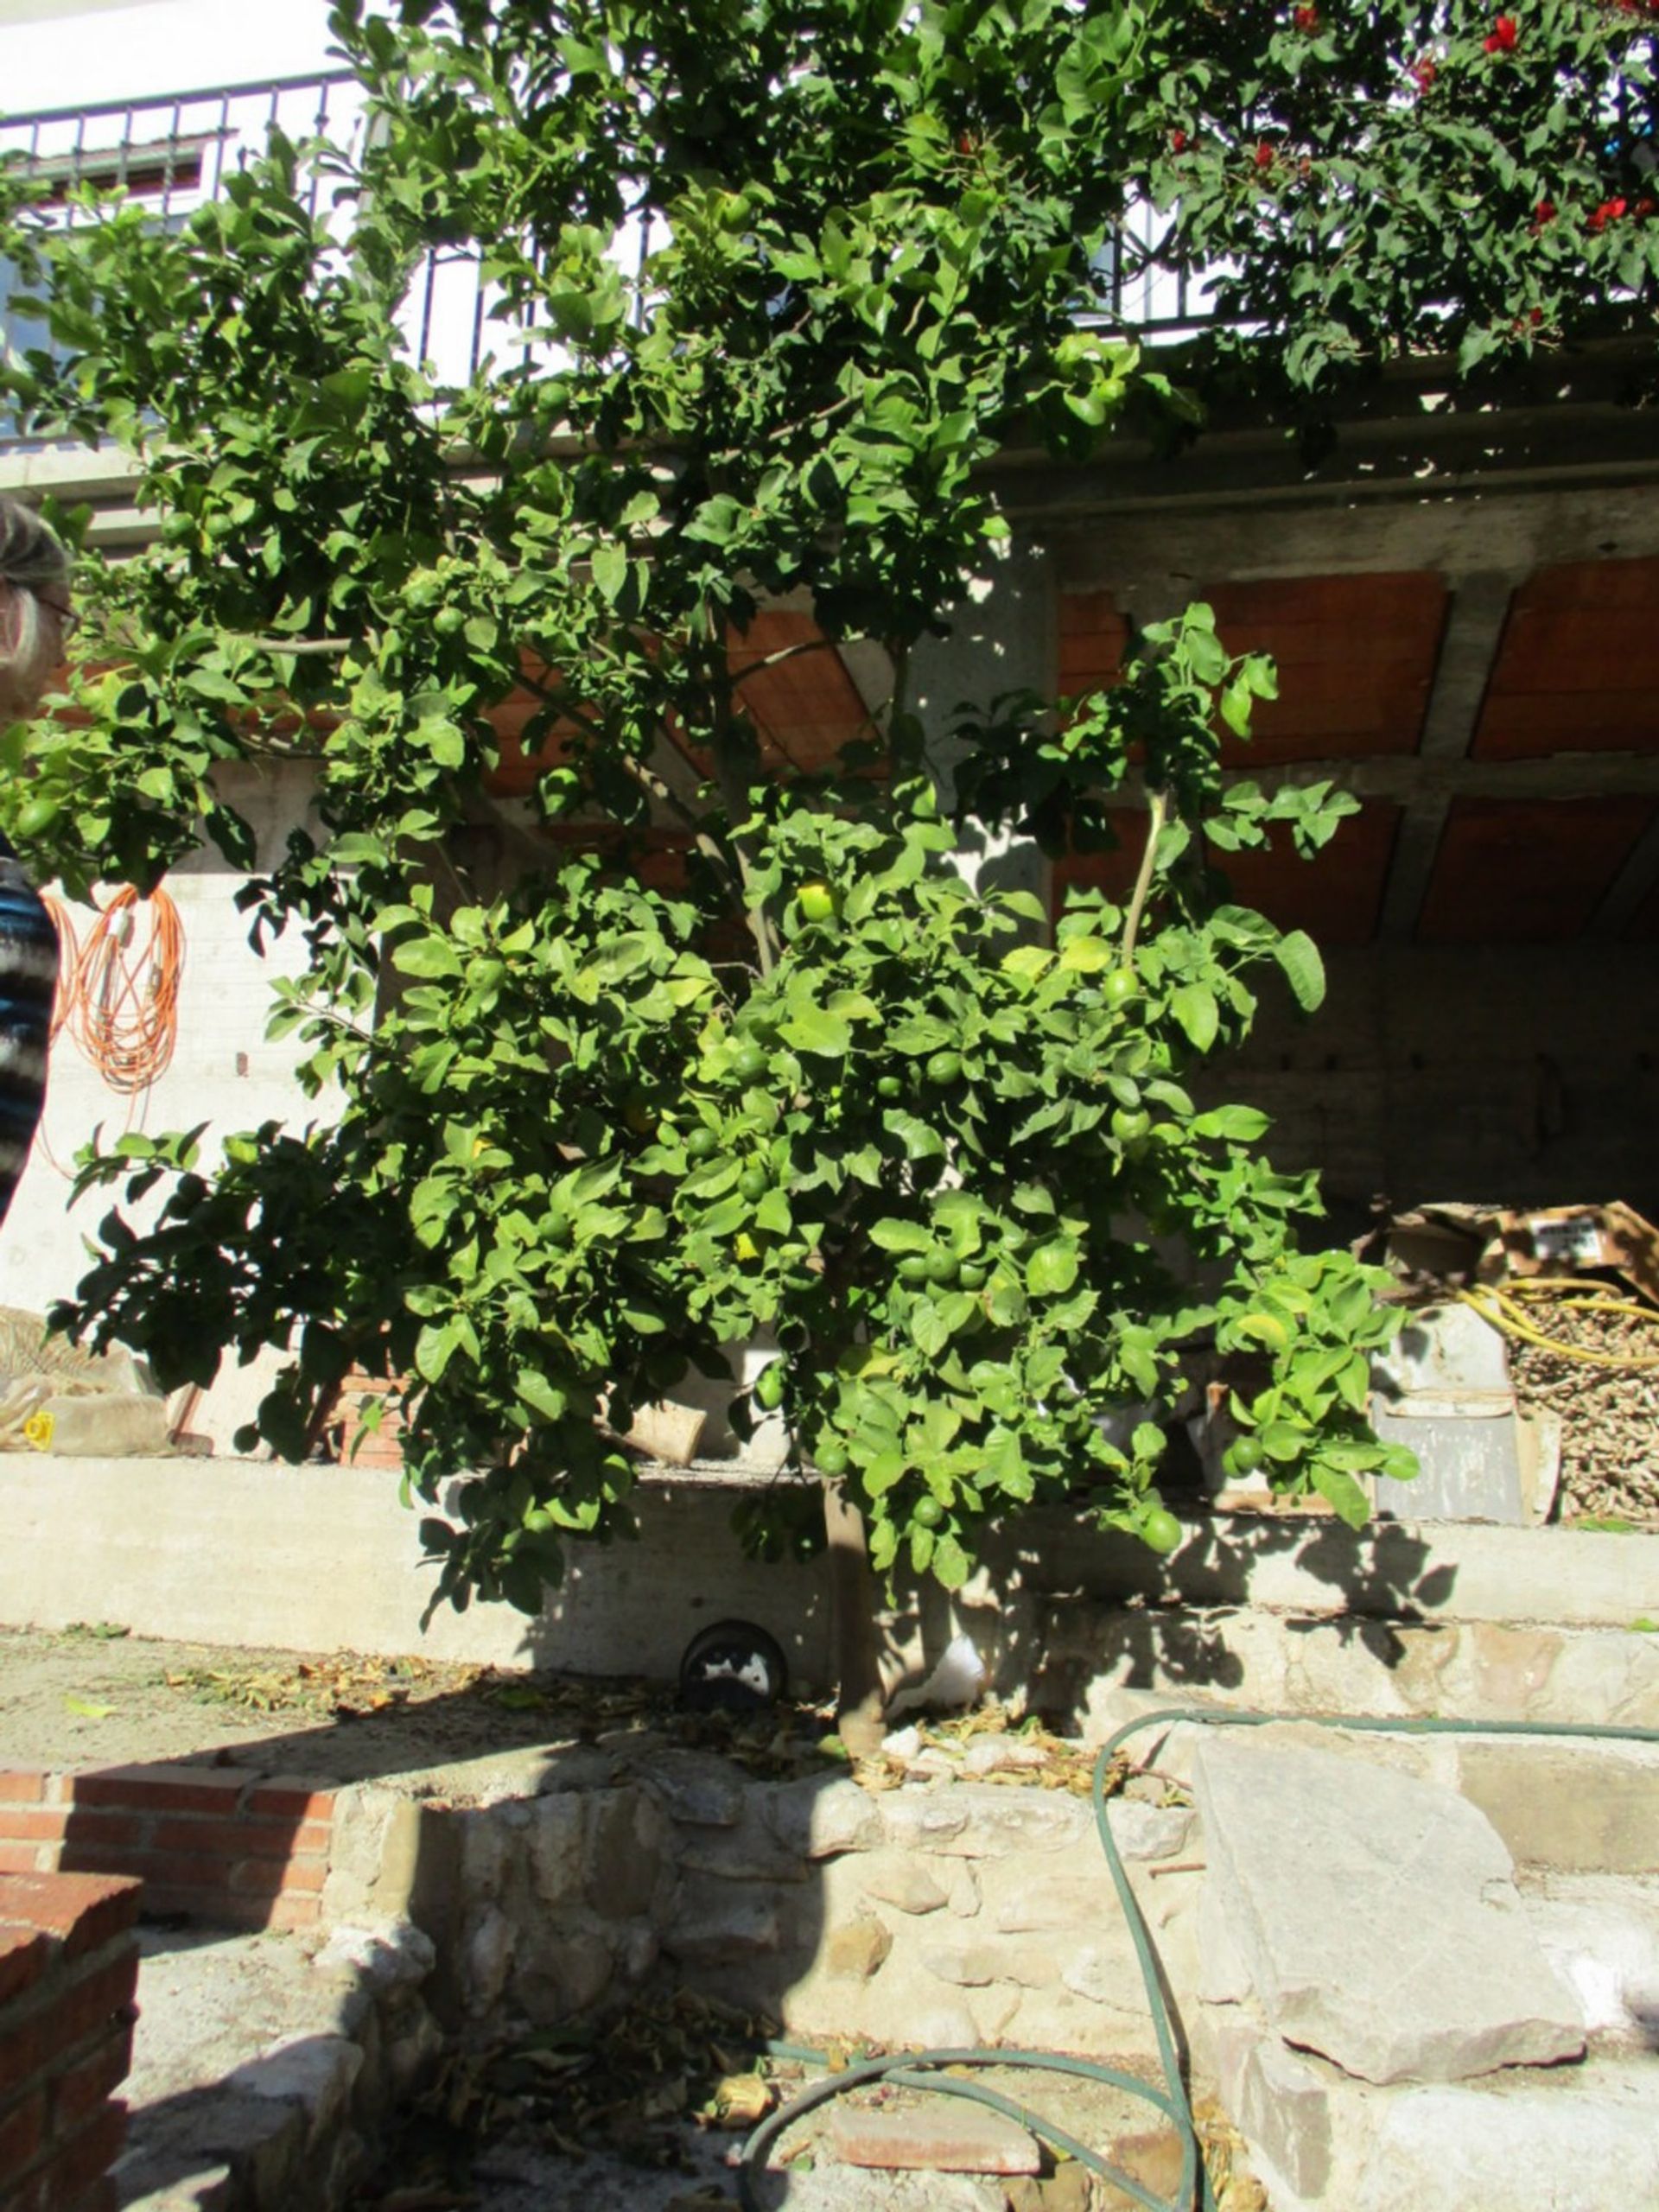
[912,1495,945,1529]
[813,1438,849,1476]
[683,1126,719,1161]
[753,1361,786,1410]
[797,880,838,924]
[1223,1435,1263,1477]
[738,1164,769,1202]
[13,794,62,840]
[1102,969,1138,1010]
[1139,1506,1183,1555]
[925,1049,963,1087]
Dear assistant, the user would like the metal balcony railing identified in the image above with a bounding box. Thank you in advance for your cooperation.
[0,72,1223,454]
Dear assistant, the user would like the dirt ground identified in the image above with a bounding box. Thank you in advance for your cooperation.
[0,1622,855,1796]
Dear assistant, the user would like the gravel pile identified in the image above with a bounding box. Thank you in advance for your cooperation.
[1509,1297,1659,1529]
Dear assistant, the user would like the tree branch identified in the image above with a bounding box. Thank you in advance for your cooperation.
[1121,785,1169,970]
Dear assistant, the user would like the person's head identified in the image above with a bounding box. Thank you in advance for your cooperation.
[0,498,73,721]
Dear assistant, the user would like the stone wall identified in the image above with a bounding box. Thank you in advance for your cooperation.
[320,1751,1206,2063]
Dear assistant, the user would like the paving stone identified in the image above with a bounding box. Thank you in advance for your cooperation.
[1192,1733,1584,2083]
[1350,2072,1659,2212]
[526,1796,585,1904]
[228,2034,365,2148]
[1059,1941,1141,2009]
[1209,2013,1333,2199]
[880,1789,972,1852]
[921,1939,1054,1988]
[762,1776,884,1859]
[583,1789,665,1917]
[1108,1798,1194,1861]
[825,2100,1041,2174]
[1458,1743,1659,1875]
[659,1881,780,1967]
[860,1856,949,1916]
[825,1916,893,1980]
[961,1737,1052,1777]
[895,1785,1090,1859]
[642,1750,746,1827]
[994,1875,1109,1936]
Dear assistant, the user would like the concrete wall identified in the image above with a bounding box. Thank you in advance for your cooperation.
[6,764,322,1444]
[1224,943,1659,1232]
[3,1452,1656,1709]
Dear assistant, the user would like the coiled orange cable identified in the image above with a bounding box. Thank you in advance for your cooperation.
[44,884,184,1094]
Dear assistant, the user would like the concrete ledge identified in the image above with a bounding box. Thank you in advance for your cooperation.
[2,1457,1656,1698]
[0,1454,832,1686]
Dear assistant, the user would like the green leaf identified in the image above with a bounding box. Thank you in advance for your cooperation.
[1311,1462,1370,1530]
[393,936,462,980]
[1170,982,1219,1052]
[1026,1239,1080,1297]
[1274,931,1325,1013]
[515,1369,569,1423]
[781,1004,851,1058]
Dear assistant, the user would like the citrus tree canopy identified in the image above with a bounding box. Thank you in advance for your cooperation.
[1,0,1650,1615]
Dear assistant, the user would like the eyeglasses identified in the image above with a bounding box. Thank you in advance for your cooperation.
[33,592,79,643]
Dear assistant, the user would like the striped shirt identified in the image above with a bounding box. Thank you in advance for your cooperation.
[0,834,56,1222]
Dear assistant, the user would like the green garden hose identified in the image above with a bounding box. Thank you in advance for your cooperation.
[738,1705,1659,2212]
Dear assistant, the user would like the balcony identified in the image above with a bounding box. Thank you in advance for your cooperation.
[0,70,1220,458]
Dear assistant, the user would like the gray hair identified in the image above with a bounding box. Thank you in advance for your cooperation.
[0,497,72,715]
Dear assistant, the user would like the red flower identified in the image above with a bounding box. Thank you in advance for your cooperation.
[1170,128,1188,152]
[1484,15,1518,50]
[1586,196,1627,234]
[1411,57,1438,92]
[1637,198,1657,219]
[1529,307,1544,326]
[1294,4,1319,28]
[1531,199,1556,230]
[1255,141,1275,170]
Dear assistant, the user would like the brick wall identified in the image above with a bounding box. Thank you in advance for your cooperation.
[0,1871,140,2212]
[0,1770,334,1933]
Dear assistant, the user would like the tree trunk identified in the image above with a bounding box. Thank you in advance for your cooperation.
[823,1480,887,1758]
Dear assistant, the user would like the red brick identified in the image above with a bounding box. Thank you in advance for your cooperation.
[0,1928,48,2007]
[265,1894,321,1933]
[0,1776,44,1806]
[0,1812,69,1846]
[61,1850,229,1897]
[0,2017,46,2102]
[50,2021,133,2128]
[12,2101,126,2211]
[55,1808,150,1853]
[827,2104,1041,2175]
[0,1875,141,1959]
[0,1844,43,1876]
[245,1779,335,1821]
[0,2084,47,2176]
[131,1887,270,1929]
[49,1951,139,2055]
[147,1815,330,1862]
[66,1768,246,1816]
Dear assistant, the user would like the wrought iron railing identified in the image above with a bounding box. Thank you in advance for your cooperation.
[0,72,1222,452]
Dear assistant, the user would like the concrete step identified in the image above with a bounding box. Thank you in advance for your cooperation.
[112,1922,438,2211]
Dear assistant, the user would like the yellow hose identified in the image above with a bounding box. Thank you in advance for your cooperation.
[1457,1281,1659,1370]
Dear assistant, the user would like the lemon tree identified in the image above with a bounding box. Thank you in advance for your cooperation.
[3,0,1648,1707]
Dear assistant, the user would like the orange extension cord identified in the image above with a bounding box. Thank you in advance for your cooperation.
[43,884,184,1094]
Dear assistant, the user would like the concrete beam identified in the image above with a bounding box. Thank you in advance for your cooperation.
[1050,482,1659,594]
[1376,570,1522,941]
[1587,809,1659,938]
